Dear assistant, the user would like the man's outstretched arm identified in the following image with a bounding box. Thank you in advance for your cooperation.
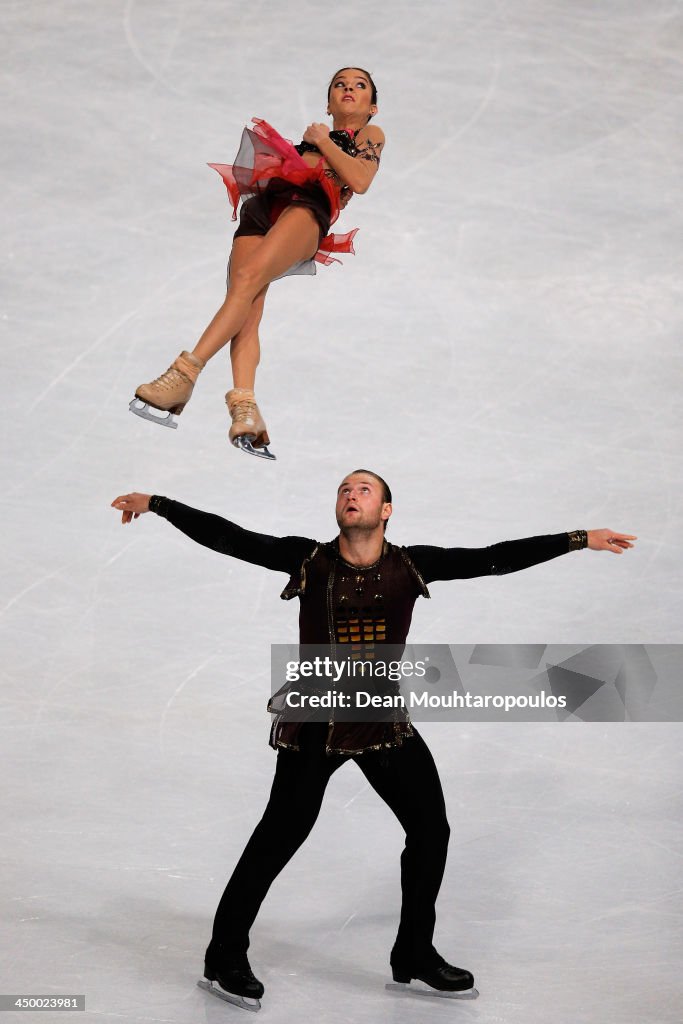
[110,492,316,575]
[409,529,637,584]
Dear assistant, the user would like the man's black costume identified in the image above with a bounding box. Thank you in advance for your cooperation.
[148,496,586,979]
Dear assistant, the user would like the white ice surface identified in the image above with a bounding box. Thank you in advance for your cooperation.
[1,2,682,1022]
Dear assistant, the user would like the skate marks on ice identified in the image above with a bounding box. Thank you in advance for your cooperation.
[197,978,261,1013]
[386,979,480,1000]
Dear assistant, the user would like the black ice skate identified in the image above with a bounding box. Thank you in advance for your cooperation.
[386,952,479,1000]
[198,953,264,1012]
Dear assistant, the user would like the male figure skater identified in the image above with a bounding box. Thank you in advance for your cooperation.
[111,471,636,1010]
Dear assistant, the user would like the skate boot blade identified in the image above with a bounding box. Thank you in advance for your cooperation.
[129,398,179,429]
[232,435,276,461]
[197,978,261,1012]
[386,980,479,1000]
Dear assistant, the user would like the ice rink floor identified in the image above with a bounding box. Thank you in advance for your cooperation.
[2,2,682,1022]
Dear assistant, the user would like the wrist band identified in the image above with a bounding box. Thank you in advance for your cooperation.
[567,529,588,551]
[149,495,169,517]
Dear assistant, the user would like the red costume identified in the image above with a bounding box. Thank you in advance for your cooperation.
[209,118,358,274]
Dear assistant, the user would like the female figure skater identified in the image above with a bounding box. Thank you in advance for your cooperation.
[129,68,384,459]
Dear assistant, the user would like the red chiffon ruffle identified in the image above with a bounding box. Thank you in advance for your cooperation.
[208,118,357,268]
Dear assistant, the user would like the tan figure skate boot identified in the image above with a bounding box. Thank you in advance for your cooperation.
[129,350,206,429]
[225,388,276,460]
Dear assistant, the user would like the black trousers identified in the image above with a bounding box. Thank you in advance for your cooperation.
[207,723,451,969]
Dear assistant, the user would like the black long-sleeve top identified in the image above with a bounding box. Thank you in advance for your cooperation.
[149,497,585,753]
[149,497,580,585]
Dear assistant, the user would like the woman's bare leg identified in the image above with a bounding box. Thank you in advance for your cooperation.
[192,206,319,364]
[230,298,267,390]
[225,237,269,390]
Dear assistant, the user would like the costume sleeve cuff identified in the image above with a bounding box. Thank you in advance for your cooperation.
[567,529,588,551]
[149,495,172,518]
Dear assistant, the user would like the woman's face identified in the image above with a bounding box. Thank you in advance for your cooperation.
[327,68,377,121]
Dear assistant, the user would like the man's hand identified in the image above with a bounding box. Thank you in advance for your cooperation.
[111,492,152,524]
[587,529,637,553]
[303,122,331,148]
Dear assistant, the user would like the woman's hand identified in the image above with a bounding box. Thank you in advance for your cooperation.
[587,529,637,553]
[321,124,385,195]
[339,185,353,209]
[303,122,330,147]
[111,492,152,524]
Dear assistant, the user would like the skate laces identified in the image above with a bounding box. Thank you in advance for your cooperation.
[151,366,190,392]
[230,398,258,424]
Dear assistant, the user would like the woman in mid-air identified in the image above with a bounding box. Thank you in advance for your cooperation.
[129,67,384,459]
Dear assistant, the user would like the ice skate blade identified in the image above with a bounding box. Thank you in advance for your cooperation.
[197,979,261,1012]
[386,981,479,1000]
[129,398,178,429]
[232,435,276,460]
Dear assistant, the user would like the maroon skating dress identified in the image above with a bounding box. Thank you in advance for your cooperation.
[208,118,358,275]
